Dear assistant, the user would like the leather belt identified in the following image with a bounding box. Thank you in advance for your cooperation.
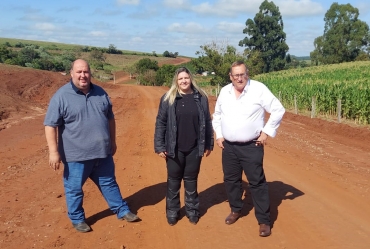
[224,139,256,145]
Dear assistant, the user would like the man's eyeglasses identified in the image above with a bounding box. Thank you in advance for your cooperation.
[230,73,247,79]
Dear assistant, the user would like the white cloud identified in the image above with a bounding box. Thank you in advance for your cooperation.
[93,8,124,16]
[57,7,75,12]
[14,6,41,14]
[216,21,245,33]
[167,22,207,34]
[116,0,140,5]
[356,2,370,16]
[163,0,190,9]
[131,37,143,42]
[277,0,324,17]
[34,23,56,31]
[20,14,51,22]
[190,0,263,17]
[93,21,116,30]
[127,6,159,19]
[168,0,325,18]
[89,31,108,37]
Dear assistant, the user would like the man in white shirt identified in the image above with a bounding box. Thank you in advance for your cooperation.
[212,61,285,237]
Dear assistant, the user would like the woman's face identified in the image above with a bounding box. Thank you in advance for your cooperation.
[177,71,192,94]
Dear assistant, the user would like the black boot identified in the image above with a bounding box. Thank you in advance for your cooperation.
[166,178,181,220]
[184,179,199,219]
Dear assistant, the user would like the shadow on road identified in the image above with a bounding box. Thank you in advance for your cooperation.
[197,180,304,226]
[125,182,167,212]
[86,182,167,224]
[86,180,303,226]
[269,180,304,227]
[198,182,227,217]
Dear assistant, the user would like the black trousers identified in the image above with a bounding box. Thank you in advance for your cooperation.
[166,147,202,218]
[222,140,270,225]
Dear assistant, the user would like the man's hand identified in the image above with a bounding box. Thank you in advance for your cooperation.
[49,151,61,171]
[216,138,225,149]
[255,132,268,146]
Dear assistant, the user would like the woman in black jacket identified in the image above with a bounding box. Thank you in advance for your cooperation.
[154,67,214,225]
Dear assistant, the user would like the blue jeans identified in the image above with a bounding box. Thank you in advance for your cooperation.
[63,155,130,224]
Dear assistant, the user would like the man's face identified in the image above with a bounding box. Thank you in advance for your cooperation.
[71,60,91,94]
[229,64,248,92]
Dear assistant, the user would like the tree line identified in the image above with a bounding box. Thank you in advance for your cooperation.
[0,43,76,72]
[0,43,122,72]
[128,0,369,87]
[0,41,172,70]
[189,0,369,87]
[0,39,181,85]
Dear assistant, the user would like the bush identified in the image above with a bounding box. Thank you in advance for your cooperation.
[155,64,177,86]
[135,58,159,73]
[4,58,18,65]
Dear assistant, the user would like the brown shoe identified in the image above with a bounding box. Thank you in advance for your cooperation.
[225,211,241,225]
[259,224,271,237]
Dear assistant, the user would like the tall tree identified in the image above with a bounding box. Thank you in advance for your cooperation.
[239,0,288,73]
[310,3,370,64]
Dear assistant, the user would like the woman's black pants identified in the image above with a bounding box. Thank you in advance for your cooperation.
[166,147,202,218]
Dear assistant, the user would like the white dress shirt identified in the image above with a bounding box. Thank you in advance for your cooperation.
[212,80,285,142]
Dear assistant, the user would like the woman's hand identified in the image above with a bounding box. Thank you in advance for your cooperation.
[204,149,211,157]
[158,151,167,159]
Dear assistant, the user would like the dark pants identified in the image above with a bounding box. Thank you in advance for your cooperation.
[166,147,202,218]
[222,140,270,225]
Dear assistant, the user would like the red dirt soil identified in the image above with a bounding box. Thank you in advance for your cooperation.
[0,62,370,249]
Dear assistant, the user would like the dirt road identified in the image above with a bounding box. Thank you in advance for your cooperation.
[0,64,370,249]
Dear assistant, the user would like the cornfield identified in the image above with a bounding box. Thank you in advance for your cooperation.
[254,61,370,125]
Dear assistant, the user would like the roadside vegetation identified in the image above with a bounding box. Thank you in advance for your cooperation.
[255,61,370,124]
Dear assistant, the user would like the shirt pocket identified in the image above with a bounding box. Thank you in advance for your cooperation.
[95,101,109,115]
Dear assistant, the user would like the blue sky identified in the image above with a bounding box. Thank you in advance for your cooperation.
[0,0,369,57]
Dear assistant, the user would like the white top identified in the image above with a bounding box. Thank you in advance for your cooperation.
[212,80,285,142]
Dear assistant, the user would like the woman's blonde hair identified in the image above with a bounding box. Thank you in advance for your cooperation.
[164,67,207,105]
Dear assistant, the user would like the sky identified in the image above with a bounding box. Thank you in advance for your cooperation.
[0,0,369,58]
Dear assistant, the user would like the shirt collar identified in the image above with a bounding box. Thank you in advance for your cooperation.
[228,79,250,94]
[70,80,94,94]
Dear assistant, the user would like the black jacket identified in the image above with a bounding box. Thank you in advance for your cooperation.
[154,89,214,158]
